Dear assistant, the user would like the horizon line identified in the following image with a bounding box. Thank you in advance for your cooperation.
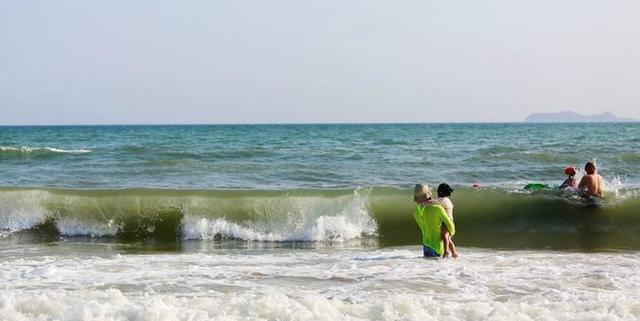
[2,120,640,126]
[0,121,521,127]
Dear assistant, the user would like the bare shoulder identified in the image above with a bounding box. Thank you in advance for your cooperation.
[580,175,595,184]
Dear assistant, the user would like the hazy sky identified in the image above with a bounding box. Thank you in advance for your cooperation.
[1,0,639,124]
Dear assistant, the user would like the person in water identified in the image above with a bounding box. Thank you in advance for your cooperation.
[578,162,604,198]
[559,166,577,189]
[435,183,458,258]
[413,184,456,258]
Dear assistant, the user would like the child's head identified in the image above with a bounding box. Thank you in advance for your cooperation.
[584,162,596,174]
[564,166,576,177]
[414,184,432,202]
[437,183,453,198]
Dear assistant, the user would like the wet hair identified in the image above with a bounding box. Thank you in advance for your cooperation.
[437,183,453,198]
[585,162,596,170]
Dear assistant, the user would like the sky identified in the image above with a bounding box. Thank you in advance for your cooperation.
[1,0,639,124]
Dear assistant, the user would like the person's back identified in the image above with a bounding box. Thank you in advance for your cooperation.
[578,162,604,198]
[413,184,456,257]
[413,204,455,256]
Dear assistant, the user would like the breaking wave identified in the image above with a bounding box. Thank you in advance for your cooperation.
[1,186,640,250]
[0,187,376,243]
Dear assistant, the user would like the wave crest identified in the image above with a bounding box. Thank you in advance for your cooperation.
[0,187,377,243]
[0,146,91,155]
[2,186,640,249]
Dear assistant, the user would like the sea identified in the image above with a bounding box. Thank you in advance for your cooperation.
[1,123,639,320]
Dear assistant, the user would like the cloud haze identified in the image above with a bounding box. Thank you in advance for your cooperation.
[1,0,639,124]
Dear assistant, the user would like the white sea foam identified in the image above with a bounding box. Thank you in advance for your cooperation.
[0,190,118,237]
[182,189,377,242]
[0,247,638,321]
[182,215,374,242]
[56,218,119,238]
[0,190,49,234]
[0,146,91,154]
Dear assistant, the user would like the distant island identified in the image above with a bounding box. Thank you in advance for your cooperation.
[525,111,636,123]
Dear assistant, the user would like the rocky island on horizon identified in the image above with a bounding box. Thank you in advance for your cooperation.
[525,111,636,123]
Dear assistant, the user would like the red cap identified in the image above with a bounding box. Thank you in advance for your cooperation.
[564,166,576,176]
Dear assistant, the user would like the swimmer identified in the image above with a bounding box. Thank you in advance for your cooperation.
[578,162,604,198]
[436,183,458,258]
[413,184,456,258]
[559,166,577,189]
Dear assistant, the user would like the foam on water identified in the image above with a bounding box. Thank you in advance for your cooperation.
[182,215,375,242]
[0,247,638,321]
[56,218,119,238]
[182,189,377,242]
[0,146,91,154]
[0,189,49,236]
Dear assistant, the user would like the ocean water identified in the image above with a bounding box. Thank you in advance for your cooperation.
[2,123,640,189]
[1,123,640,320]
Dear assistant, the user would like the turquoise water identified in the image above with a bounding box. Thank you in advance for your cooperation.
[1,123,640,249]
[3,123,640,320]
[2,123,639,188]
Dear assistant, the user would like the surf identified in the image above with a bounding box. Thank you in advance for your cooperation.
[1,186,639,250]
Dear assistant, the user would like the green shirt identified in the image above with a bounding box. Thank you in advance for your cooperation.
[413,204,456,255]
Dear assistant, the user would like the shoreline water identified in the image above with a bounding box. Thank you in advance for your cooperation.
[1,244,639,320]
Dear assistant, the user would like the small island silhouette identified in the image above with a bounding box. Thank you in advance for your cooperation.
[525,111,636,123]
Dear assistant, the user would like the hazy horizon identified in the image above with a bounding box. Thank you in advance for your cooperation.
[1,108,638,126]
[2,1,640,125]
[0,117,638,127]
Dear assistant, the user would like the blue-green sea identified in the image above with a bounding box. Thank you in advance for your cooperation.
[2,123,639,188]
[2,123,640,320]
[1,123,640,248]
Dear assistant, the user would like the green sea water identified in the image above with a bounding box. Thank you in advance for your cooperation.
[2,123,640,321]
[1,123,639,249]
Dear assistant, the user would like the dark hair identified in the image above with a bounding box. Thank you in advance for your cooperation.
[585,162,596,170]
[437,183,453,197]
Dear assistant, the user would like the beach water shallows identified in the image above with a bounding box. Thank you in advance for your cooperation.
[1,243,639,321]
